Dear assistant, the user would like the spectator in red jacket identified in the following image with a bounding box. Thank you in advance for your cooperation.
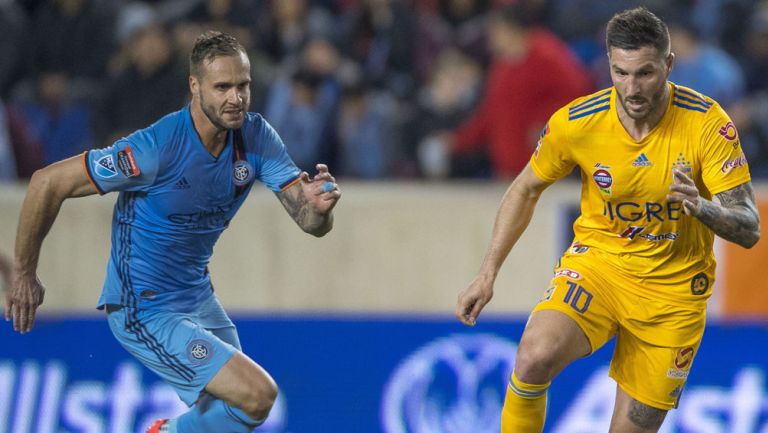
[448,5,592,178]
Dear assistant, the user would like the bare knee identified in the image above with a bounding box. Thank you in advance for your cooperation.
[514,341,559,384]
[240,376,278,420]
[513,311,591,384]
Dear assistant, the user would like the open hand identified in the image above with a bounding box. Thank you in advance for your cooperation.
[299,164,341,215]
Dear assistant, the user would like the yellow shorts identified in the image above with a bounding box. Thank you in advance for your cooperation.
[531,245,708,410]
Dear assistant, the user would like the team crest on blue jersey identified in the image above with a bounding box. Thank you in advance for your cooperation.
[187,339,213,364]
[94,155,117,178]
[233,160,254,186]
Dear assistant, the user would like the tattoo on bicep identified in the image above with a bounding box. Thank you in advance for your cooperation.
[628,399,667,429]
[276,189,311,227]
[697,182,760,247]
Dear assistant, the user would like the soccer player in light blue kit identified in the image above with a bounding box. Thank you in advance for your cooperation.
[5,31,341,432]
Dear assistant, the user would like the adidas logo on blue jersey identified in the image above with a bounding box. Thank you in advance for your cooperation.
[173,177,191,189]
[632,153,652,167]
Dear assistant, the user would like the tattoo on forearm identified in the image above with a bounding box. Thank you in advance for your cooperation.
[696,183,760,248]
[628,400,666,429]
[277,190,310,225]
[276,190,331,236]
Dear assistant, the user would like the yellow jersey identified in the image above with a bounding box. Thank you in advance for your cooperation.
[530,82,751,304]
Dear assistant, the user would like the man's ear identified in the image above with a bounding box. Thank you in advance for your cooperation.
[666,52,675,74]
[189,75,198,96]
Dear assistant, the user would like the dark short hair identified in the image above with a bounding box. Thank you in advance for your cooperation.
[190,31,246,77]
[606,7,670,55]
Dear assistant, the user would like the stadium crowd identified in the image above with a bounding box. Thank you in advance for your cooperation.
[1,0,767,181]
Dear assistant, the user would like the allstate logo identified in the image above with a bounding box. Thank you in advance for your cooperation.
[381,334,517,433]
[233,160,254,186]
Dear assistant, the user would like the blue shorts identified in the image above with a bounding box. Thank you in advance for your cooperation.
[107,294,240,405]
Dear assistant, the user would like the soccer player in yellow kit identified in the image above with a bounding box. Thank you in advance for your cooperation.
[456,7,760,433]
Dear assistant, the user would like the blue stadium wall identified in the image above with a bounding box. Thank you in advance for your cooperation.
[2,316,767,433]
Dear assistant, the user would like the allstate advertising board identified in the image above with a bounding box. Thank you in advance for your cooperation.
[1,316,767,433]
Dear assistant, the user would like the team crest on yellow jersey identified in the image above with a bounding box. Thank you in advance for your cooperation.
[672,153,692,173]
[690,273,709,295]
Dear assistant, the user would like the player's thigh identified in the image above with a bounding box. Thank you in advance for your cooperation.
[609,385,667,433]
[518,258,619,381]
[107,307,238,406]
[205,351,277,410]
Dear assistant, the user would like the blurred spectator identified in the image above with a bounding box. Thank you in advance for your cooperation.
[733,4,768,174]
[24,0,116,99]
[265,67,338,172]
[0,1,27,98]
[184,0,260,48]
[96,22,188,146]
[414,0,488,78]
[341,0,419,98]
[667,15,745,108]
[11,73,92,165]
[265,37,346,171]
[4,105,44,179]
[446,5,592,178]
[337,77,399,178]
[257,0,336,62]
[404,49,482,177]
[0,99,17,181]
[715,0,756,58]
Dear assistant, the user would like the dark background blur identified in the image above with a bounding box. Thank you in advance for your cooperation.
[1,0,767,183]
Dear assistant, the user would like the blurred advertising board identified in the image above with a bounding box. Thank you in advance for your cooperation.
[1,315,767,433]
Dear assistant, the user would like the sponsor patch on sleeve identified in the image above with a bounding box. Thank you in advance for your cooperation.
[117,146,141,178]
[720,152,748,174]
[718,121,738,142]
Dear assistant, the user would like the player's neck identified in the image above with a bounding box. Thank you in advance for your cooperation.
[190,102,228,157]
[617,83,670,142]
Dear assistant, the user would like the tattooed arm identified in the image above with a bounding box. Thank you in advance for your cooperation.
[698,182,760,247]
[275,164,340,237]
[668,169,760,248]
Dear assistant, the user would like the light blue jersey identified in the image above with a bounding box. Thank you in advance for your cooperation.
[85,105,300,313]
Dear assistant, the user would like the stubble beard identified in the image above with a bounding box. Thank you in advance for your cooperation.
[199,92,242,131]
[618,82,667,121]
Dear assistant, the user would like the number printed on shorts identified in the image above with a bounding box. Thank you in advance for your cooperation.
[564,281,593,313]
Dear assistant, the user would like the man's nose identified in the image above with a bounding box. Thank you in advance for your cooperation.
[227,89,242,104]
[626,76,640,95]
